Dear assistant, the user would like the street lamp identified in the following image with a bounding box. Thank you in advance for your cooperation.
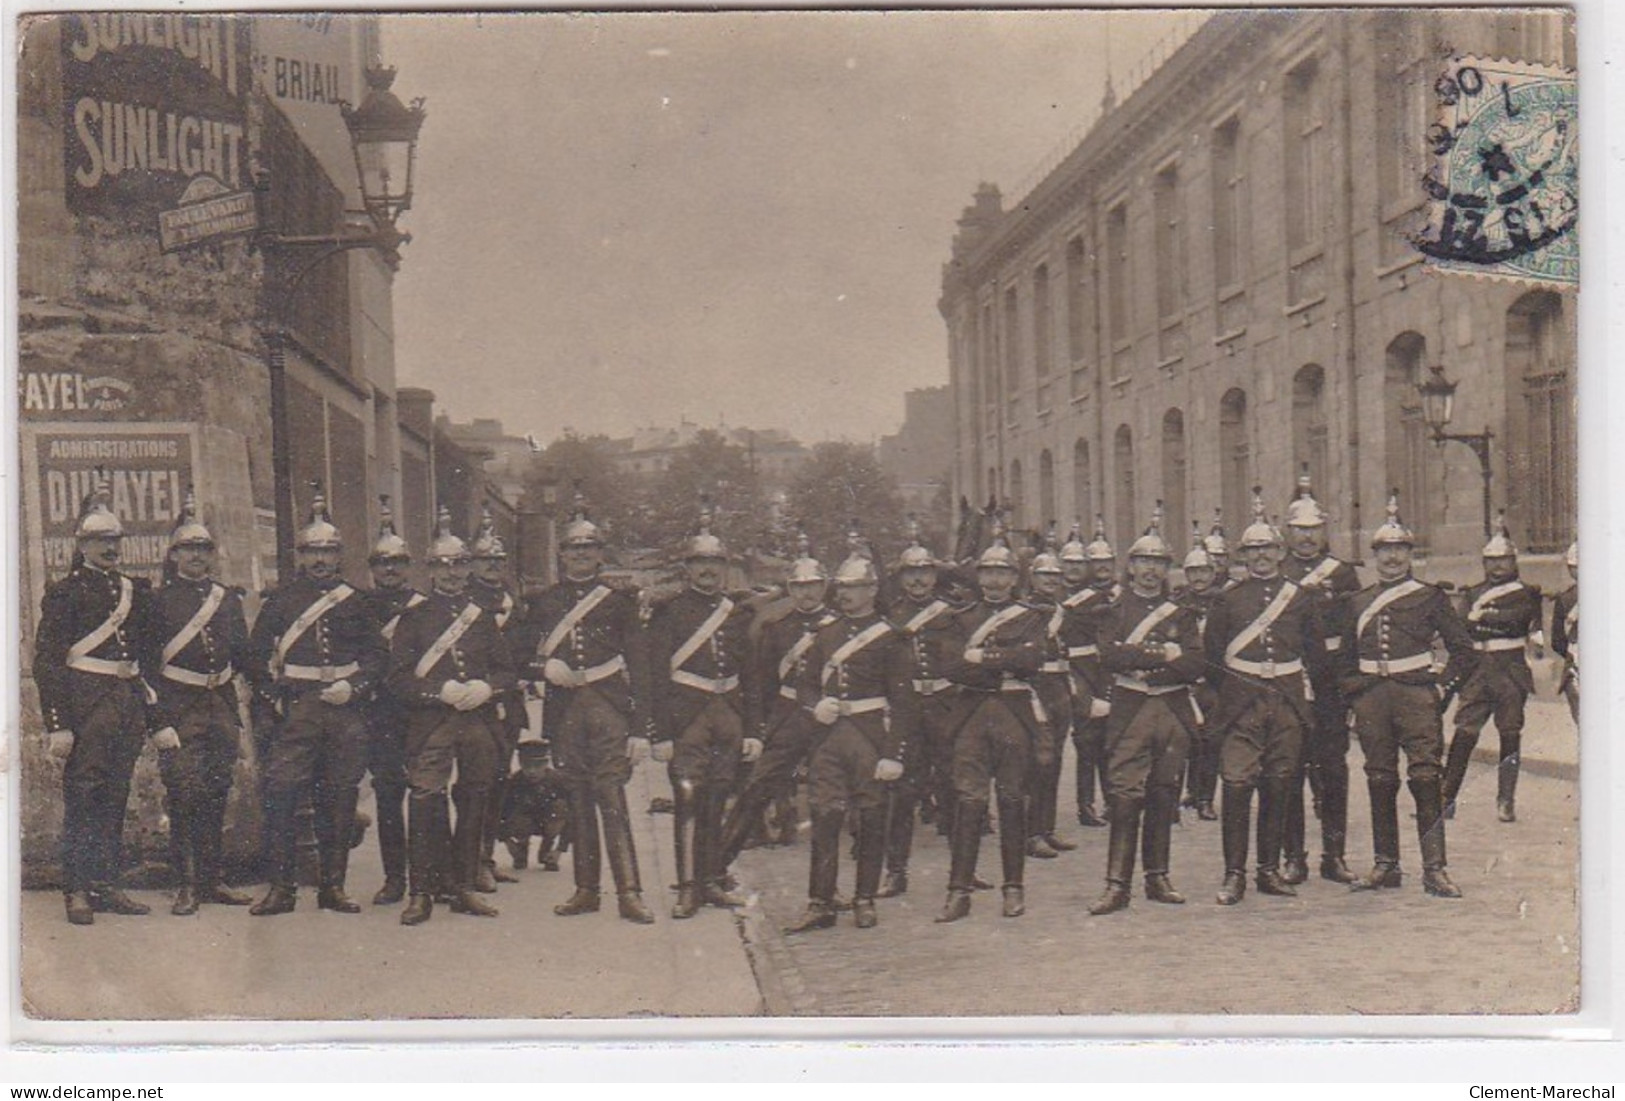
[1417,363,1495,538]
[257,66,427,581]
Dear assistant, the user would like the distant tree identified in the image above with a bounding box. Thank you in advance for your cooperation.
[643,429,765,555]
[785,441,907,567]
[521,432,639,546]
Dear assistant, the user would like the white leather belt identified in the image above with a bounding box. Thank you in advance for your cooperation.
[162,663,235,689]
[569,655,628,684]
[670,670,739,694]
[779,684,799,701]
[1113,674,1187,697]
[1474,637,1526,653]
[67,656,139,679]
[1359,653,1432,676]
[1040,660,1071,674]
[1225,657,1304,679]
[283,661,360,683]
[832,697,887,717]
[1323,638,1343,652]
[999,678,1032,693]
[911,678,951,696]
[1067,645,1099,659]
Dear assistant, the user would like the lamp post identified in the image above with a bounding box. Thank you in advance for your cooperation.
[1417,363,1495,538]
[256,66,426,582]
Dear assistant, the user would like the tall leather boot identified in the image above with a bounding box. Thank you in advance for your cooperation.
[784,810,843,933]
[555,782,603,916]
[317,786,363,913]
[401,792,447,926]
[1497,739,1521,823]
[483,773,519,885]
[598,784,654,923]
[1412,776,1462,898]
[1281,767,1309,885]
[671,780,702,919]
[251,788,301,916]
[170,808,199,916]
[1088,794,1142,915]
[1351,778,1404,890]
[997,794,1028,917]
[1440,726,1478,815]
[718,768,776,872]
[1215,783,1252,905]
[700,787,746,907]
[1075,722,1107,826]
[1255,776,1297,896]
[883,787,917,893]
[194,792,252,906]
[935,798,985,923]
[373,780,407,904]
[852,806,887,927]
[449,784,499,916]
[1317,762,1355,882]
[1141,787,1185,904]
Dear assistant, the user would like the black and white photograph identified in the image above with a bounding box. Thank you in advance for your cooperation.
[11,5,1586,1036]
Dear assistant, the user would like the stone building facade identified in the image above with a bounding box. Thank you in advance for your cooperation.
[939,9,1575,582]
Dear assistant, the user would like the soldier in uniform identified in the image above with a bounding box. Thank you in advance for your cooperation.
[646,512,757,919]
[1441,515,1544,824]
[1204,491,1329,906]
[1062,518,1119,829]
[717,538,833,881]
[514,501,656,924]
[245,487,387,916]
[935,536,1050,923]
[1175,522,1222,821]
[359,497,424,906]
[390,511,517,924]
[1277,473,1362,884]
[141,490,255,915]
[881,524,962,894]
[1339,492,1477,898]
[468,509,524,893]
[782,555,918,932]
[1087,508,1205,915]
[35,475,157,925]
[1024,538,1077,860]
[1552,543,1578,725]
[1205,509,1234,590]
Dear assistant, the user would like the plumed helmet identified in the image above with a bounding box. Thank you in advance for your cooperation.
[1183,520,1213,570]
[1031,521,1064,574]
[897,515,937,570]
[1239,487,1282,549]
[427,504,470,563]
[787,531,827,584]
[1127,500,1173,560]
[1084,514,1115,562]
[295,482,342,550]
[1565,541,1578,569]
[369,495,411,563]
[75,468,123,539]
[833,553,880,586]
[1481,510,1518,558]
[1285,465,1328,528]
[169,486,214,549]
[560,483,604,548]
[471,506,507,560]
[685,497,727,560]
[977,518,1018,570]
[1370,489,1416,548]
[1204,507,1229,557]
[1059,520,1088,564]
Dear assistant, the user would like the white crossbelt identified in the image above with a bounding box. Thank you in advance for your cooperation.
[67,655,139,678]
[670,670,739,694]
[565,654,628,684]
[779,684,799,701]
[1473,637,1526,652]
[1324,638,1343,652]
[830,697,888,717]
[283,661,360,683]
[1113,673,1187,696]
[1066,645,1099,658]
[1358,653,1432,676]
[1040,660,1071,674]
[912,678,951,695]
[1225,656,1304,679]
[162,663,235,689]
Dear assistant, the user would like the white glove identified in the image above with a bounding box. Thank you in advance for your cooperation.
[1088,698,1111,719]
[461,680,494,711]
[626,736,650,764]
[874,758,904,783]
[1161,642,1183,663]
[439,681,469,709]
[741,737,764,762]
[812,697,841,726]
[151,727,182,752]
[319,679,354,706]
[47,730,75,759]
[964,647,986,665]
[543,658,581,688]
[651,740,674,763]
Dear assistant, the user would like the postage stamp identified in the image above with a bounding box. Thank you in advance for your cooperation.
[1413,56,1578,287]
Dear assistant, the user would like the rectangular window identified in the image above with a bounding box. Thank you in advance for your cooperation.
[1154,164,1185,322]
[980,302,996,409]
[1107,202,1129,346]
[1375,11,1428,231]
[1212,117,1243,291]
[1066,235,1089,364]
[1003,286,1020,416]
[1033,264,1052,378]
[1284,58,1326,255]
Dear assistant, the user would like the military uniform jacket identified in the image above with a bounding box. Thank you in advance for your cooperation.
[645,587,756,743]
[246,575,386,700]
[1059,582,1117,702]
[887,594,960,702]
[361,585,427,714]
[386,589,517,726]
[1552,584,1578,668]
[940,599,1048,742]
[747,605,837,739]
[1458,576,1543,694]
[1281,552,1361,664]
[33,564,154,732]
[796,610,919,763]
[469,578,525,733]
[140,575,251,732]
[1204,574,1330,734]
[514,575,648,741]
[1097,587,1205,736]
[1337,576,1478,698]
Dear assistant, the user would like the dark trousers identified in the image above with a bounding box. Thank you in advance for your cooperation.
[670,697,745,890]
[1219,687,1306,875]
[365,703,409,885]
[1443,664,1528,806]
[948,696,1033,891]
[552,687,641,894]
[805,719,887,902]
[405,708,505,893]
[719,709,819,871]
[261,694,370,890]
[157,692,242,889]
[1285,693,1351,861]
[60,681,146,892]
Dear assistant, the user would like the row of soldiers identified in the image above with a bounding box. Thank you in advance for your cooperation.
[34,468,1577,931]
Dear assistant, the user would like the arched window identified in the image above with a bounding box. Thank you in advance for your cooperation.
[1384,333,1439,551]
[1114,424,1136,550]
[1161,408,1188,548]
[1038,449,1056,535]
[1505,291,1575,551]
[1219,389,1250,537]
[1292,364,1330,492]
[1073,438,1092,529]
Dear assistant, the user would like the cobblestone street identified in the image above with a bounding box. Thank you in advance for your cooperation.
[735,699,1580,1018]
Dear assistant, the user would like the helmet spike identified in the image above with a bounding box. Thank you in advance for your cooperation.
[168,484,213,549]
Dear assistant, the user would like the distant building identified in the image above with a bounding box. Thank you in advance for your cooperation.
[879,385,953,518]
[611,419,810,490]
[439,415,536,508]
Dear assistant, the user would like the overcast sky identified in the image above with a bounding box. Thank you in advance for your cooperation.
[385,10,1200,445]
